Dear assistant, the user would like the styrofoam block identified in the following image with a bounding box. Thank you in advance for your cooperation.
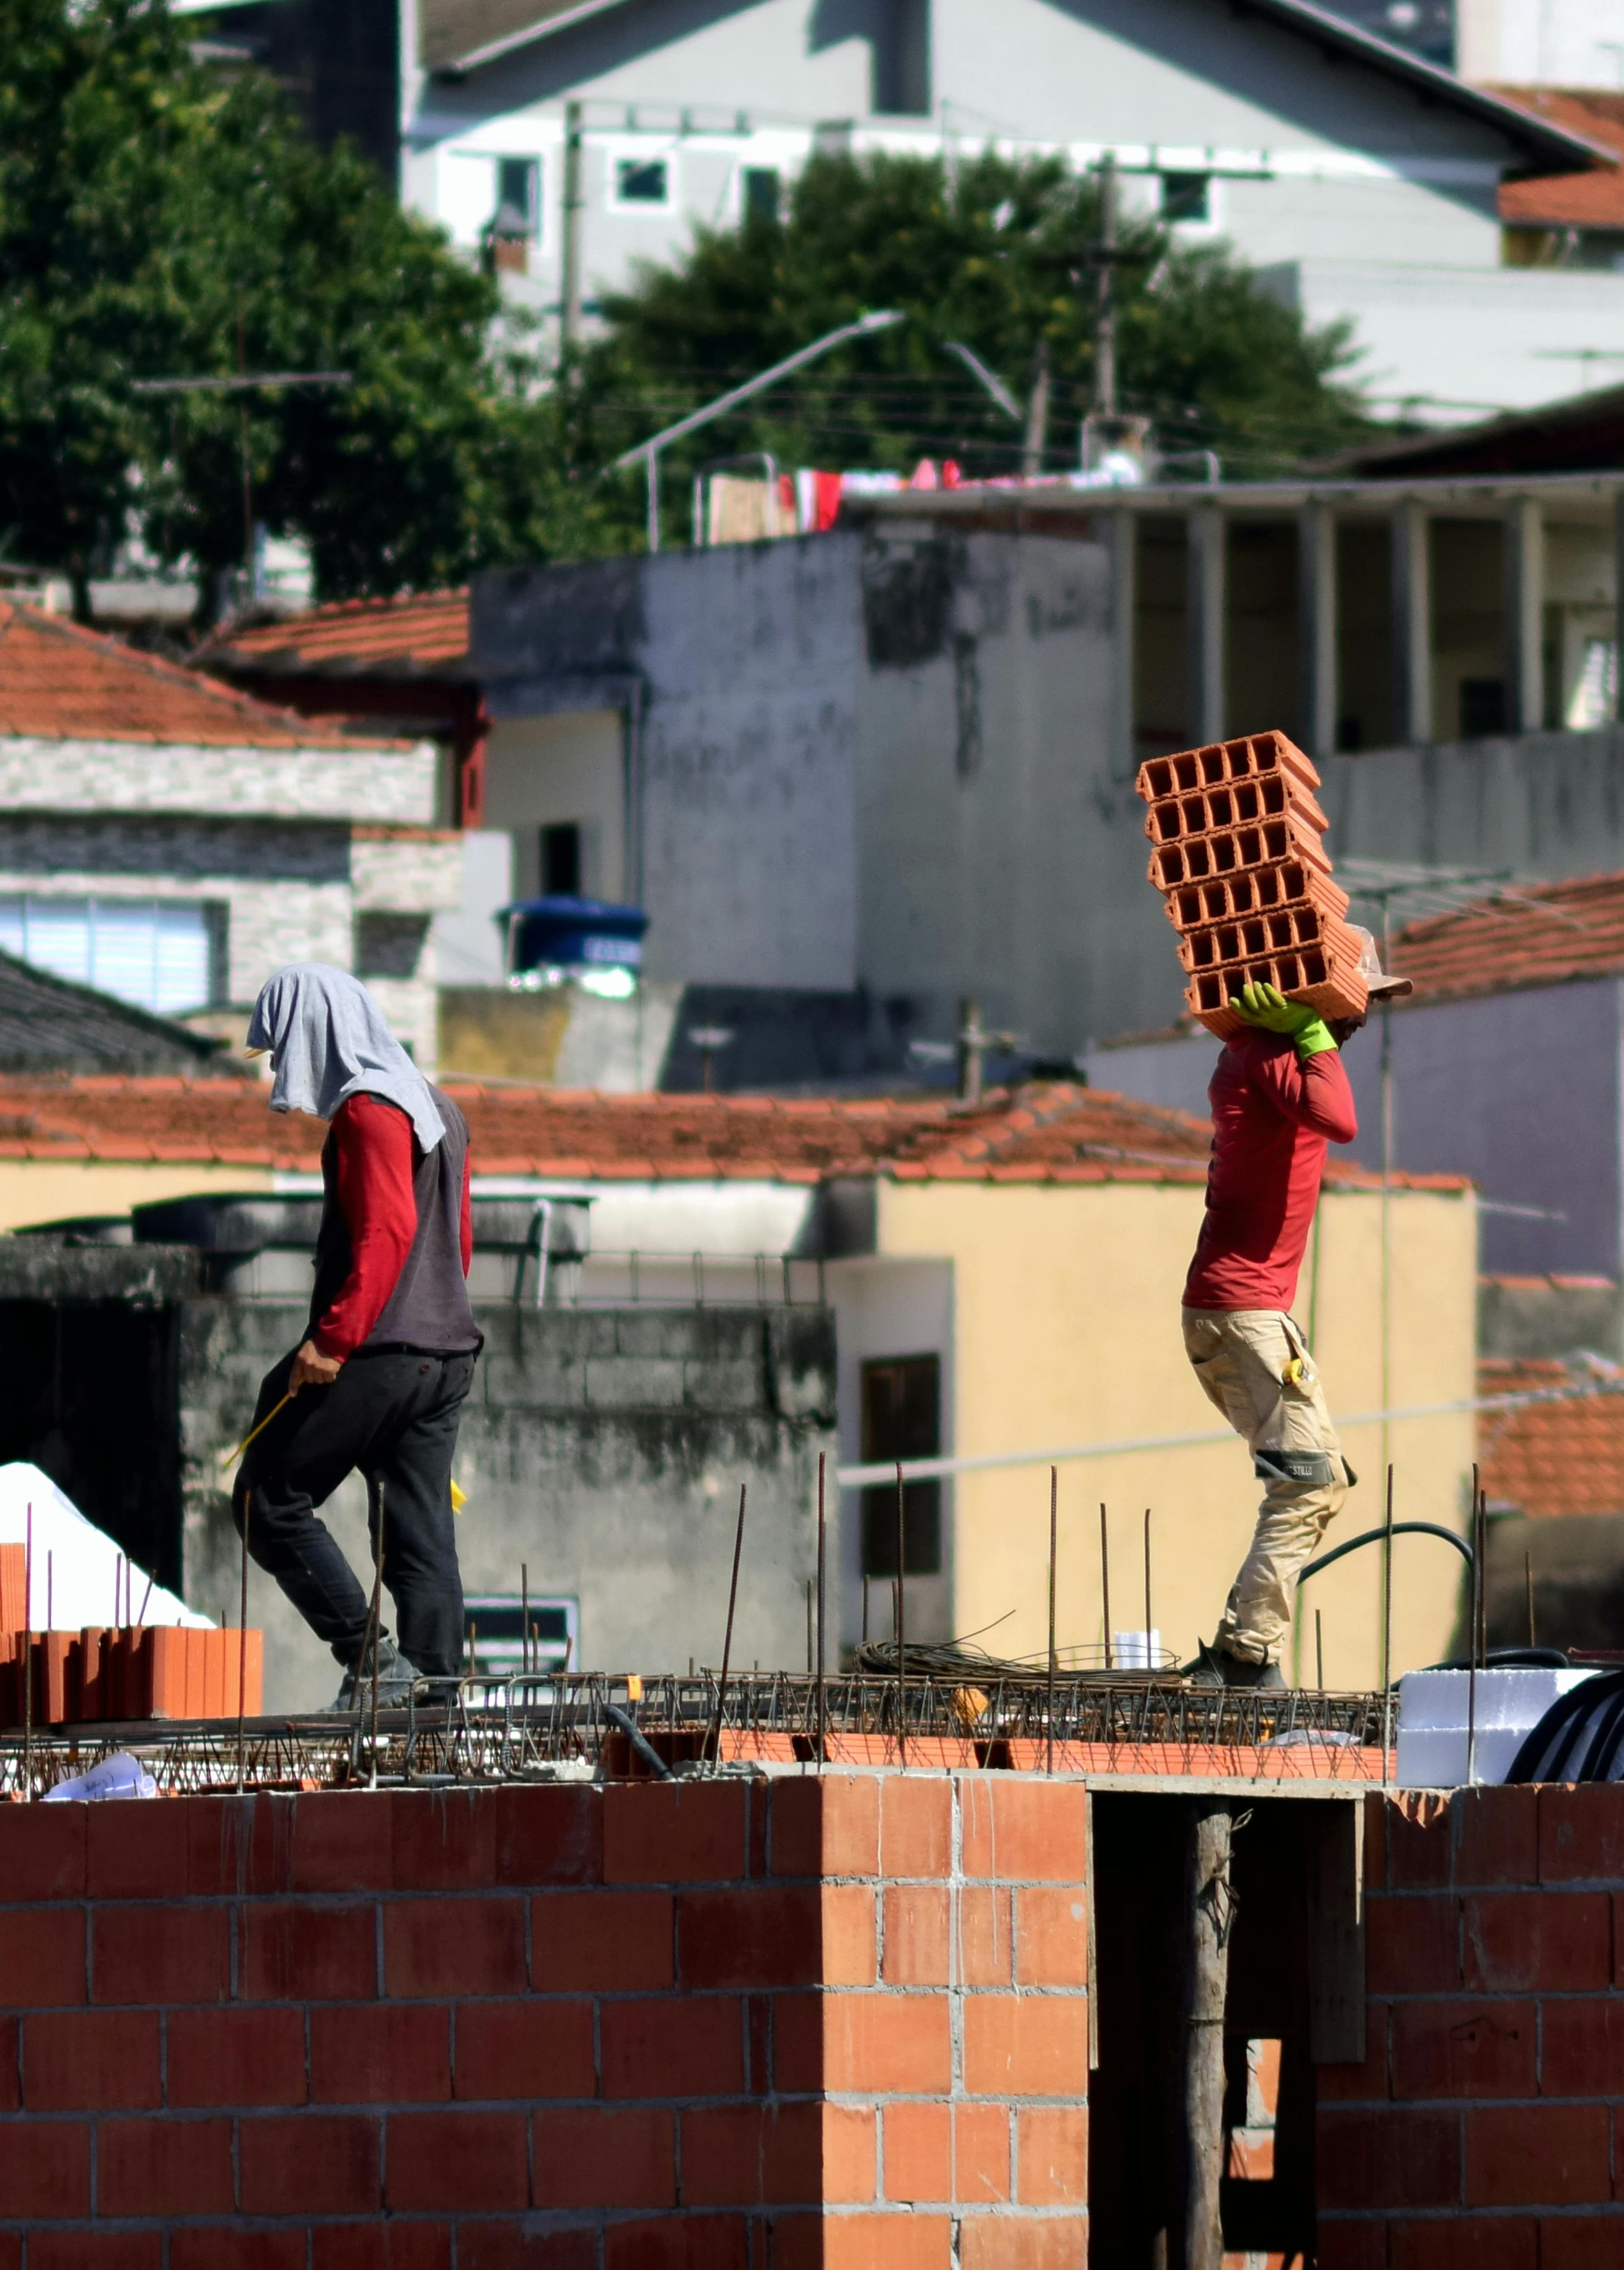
[1395,1725,1529,1787]
[1397,1668,1593,1735]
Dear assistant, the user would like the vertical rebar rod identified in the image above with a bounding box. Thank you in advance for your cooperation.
[1467,1467,1481,1785]
[1099,1501,1111,1672]
[1144,1507,1153,1665]
[236,1488,250,1794]
[1381,1464,1395,1786]
[1048,1469,1059,1775]
[368,1479,386,1790]
[1314,1608,1324,1693]
[805,1579,813,1676]
[521,1562,529,1680]
[710,1484,746,1764]
[895,1459,907,1766]
[815,1451,826,1767]
[1526,1550,1536,1648]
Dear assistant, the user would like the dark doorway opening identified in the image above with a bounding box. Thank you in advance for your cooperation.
[860,1353,941,1575]
[541,823,582,898]
[0,1300,183,1589]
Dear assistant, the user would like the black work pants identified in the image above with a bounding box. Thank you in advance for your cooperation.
[235,1347,477,1676]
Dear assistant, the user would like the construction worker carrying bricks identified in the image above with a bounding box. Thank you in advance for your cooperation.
[1181,927,1411,1688]
[234,965,482,1710]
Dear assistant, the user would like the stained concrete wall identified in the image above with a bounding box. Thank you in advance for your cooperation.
[181,1299,837,1711]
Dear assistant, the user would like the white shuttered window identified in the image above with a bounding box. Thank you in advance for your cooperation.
[0,898,214,1014]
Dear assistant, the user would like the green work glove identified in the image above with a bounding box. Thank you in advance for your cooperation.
[1229,980,1338,1059]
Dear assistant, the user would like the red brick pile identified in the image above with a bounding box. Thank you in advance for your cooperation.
[0,1547,260,1725]
[1137,730,1369,1040]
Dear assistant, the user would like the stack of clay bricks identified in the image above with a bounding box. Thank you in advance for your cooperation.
[0,1545,261,1726]
[1136,728,1368,1042]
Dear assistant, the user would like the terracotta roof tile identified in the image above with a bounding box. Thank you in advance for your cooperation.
[1390,872,1624,1004]
[1493,87,1624,228]
[0,1075,1471,1194]
[0,603,411,750]
[1480,1356,1624,1517]
[200,591,470,681]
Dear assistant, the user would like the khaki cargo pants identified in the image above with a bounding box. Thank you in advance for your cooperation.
[1181,1307,1353,1666]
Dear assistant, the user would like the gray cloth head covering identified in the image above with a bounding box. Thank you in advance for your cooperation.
[247,963,445,1151]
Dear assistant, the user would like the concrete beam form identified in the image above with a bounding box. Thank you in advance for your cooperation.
[1187,505,1226,746]
[1391,500,1433,747]
[1298,500,1338,761]
[1504,495,1544,735]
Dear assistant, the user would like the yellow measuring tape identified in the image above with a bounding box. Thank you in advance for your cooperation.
[219,1394,472,1513]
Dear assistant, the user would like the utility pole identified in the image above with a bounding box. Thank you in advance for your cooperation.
[1021,338,1051,477]
[1094,153,1118,419]
[561,100,584,355]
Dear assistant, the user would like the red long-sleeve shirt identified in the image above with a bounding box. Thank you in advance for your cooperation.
[1182,1032,1358,1313]
[312,1094,474,1359]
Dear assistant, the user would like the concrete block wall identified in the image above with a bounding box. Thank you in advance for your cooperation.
[0,1771,1088,2263]
[1320,1784,1624,2264]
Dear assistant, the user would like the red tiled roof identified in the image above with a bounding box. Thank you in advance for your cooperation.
[1494,88,1624,228]
[0,1076,1469,1191]
[1480,1356,1624,1518]
[0,603,410,750]
[200,592,470,681]
[1389,873,1624,1005]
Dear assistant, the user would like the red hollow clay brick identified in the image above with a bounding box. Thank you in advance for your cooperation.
[1317,2107,1461,2210]
[96,2114,235,2215]
[956,2105,1012,2205]
[530,1890,673,1992]
[604,1781,750,1885]
[530,2106,675,2210]
[383,1898,527,1998]
[1465,2103,1612,2208]
[1015,1885,1092,1987]
[184,1793,290,1900]
[23,2008,159,2110]
[603,2215,750,2270]
[958,1886,1014,1986]
[771,1993,822,2094]
[393,1791,498,1890]
[884,2102,951,2202]
[680,2101,824,2207]
[0,2015,18,2111]
[1540,1785,1624,1885]
[677,1886,822,1990]
[1383,1798,1454,1891]
[494,1784,602,1888]
[1390,2222,1537,2270]
[1313,2226,1389,2270]
[1016,2105,1089,2204]
[963,1995,1091,2098]
[310,2227,454,2270]
[92,1902,229,2005]
[242,1901,379,2002]
[291,1795,396,1893]
[28,2237,162,2270]
[1366,1895,1460,1995]
[310,2002,452,2105]
[822,2212,954,2270]
[771,1775,879,1880]
[168,2234,307,2270]
[1540,1995,1624,2095]
[1452,1786,1539,1888]
[0,1905,85,2007]
[0,1804,85,1898]
[385,2110,530,2212]
[1462,1891,1610,1993]
[1538,2214,1624,2270]
[821,1992,952,2095]
[454,1997,595,2101]
[87,1795,192,1899]
[962,1779,1089,1884]
[600,1994,744,2100]
[880,1777,953,1879]
[0,2119,89,2217]
[167,2005,309,2107]
[239,2112,383,2215]
[1389,1998,1536,2101]
[823,1883,878,1986]
[1317,2002,1391,2103]
[883,1884,950,1985]
[957,2215,1091,2270]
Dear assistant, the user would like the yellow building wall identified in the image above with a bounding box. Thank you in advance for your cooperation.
[0,1162,275,1234]
[876,1176,1477,1691]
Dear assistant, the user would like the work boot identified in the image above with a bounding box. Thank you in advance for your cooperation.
[328,1634,423,1713]
[1181,1641,1285,1690]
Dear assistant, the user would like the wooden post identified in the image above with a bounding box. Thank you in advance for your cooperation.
[1182,1798,1234,2270]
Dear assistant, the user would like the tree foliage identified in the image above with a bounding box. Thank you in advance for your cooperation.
[0,0,565,612]
[577,150,1374,533]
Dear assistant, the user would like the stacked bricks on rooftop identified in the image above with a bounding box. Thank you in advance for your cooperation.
[1318,1783,1624,2264]
[0,1544,260,1726]
[0,1770,1089,2264]
[1136,730,1369,1041]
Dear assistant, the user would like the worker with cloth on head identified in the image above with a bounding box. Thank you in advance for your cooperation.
[1181,927,1411,1689]
[234,964,481,1709]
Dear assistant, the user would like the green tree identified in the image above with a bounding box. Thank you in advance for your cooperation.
[577,149,1372,534]
[0,0,566,613]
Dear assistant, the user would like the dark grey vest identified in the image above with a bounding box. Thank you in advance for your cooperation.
[310,1086,481,1356]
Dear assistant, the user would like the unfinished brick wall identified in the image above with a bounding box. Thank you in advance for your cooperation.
[1318,1784,1624,2266]
[0,1769,1088,2263]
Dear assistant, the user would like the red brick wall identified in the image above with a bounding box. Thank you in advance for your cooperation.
[1319,1784,1624,2267]
[0,1771,1089,2265]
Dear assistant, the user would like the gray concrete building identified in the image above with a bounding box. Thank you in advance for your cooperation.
[464,469,1624,1069]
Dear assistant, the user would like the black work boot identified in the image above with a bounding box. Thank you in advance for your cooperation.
[328,1633,423,1713]
[1181,1640,1286,1690]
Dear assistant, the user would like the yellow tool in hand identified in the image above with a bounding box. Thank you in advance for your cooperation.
[218,1393,293,1472]
[451,1481,467,1513]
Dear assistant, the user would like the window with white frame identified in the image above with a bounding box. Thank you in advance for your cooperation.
[494,155,541,238]
[611,154,672,210]
[0,896,218,1015]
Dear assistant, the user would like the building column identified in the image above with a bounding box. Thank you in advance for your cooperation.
[1298,500,1338,761]
[1391,499,1432,747]
[1111,506,1136,780]
[1187,505,1226,745]
[1504,495,1544,734]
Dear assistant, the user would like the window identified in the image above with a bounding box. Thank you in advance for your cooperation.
[860,1355,942,1577]
[613,157,670,209]
[541,822,582,898]
[0,896,217,1015]
[355,912,431,980]
[1162,172,1211,225]
[742,167,780,224]
[494,155,540,237]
